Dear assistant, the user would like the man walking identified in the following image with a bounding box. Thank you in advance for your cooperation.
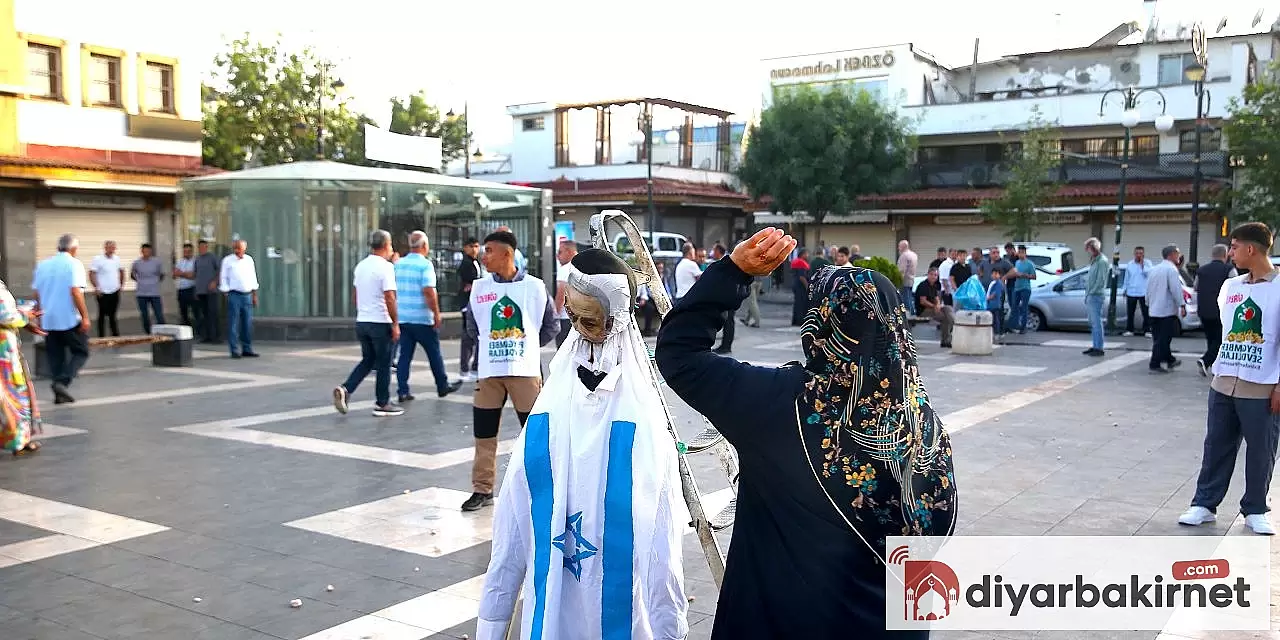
[394,231,461,403]
[1195,244,1236,377]
[33,234,90,404]
[1123,246,1153,337]
[193,240,221,343]
[1146,245,1187,374]
[174,243,199,328]
[1083,237,1109,356]
[553,238,577,347]
[333,230,404,417]
[88,240,123,338]
[219,239,259,358]
[789,248,810,326]
[1179,222,1280,536]
[131,243,165,334]
[458,238,482,381]
[461,230,558,512]
[897,240,918,315]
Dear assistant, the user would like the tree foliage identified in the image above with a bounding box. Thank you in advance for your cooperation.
[737,86,913,246]
[202,37,453,172]
[1223,60,1280,232]
[980,109,1062,241]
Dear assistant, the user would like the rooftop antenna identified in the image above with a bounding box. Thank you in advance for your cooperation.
[1217,16,1229,33]
[1253,8,1265,28]
[1145,15,1161,42]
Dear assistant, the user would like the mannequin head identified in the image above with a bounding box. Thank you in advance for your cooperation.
[566,249,637,344]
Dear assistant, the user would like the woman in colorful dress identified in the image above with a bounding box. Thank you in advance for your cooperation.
[0,279,43,456]
[656,227,956,639]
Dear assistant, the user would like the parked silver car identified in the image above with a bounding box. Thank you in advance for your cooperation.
[1026,264,1201,333]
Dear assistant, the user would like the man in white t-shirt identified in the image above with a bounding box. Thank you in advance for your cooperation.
[333,230,403,417]
[553,238,578,347]
[674,243,701,302]
[88,240,124,338]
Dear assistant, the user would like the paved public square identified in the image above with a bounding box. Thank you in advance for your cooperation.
[0,303,1276,640]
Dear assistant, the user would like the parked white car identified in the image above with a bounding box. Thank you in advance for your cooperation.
[614,231,689,261]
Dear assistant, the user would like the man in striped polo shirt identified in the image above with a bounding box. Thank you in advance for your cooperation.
[395,231,462,402]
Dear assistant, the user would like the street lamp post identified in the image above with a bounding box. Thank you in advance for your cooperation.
[315,64,344,159]
[446,103,474,178]
[1098,87,1174,333]
[1185,71,1213,265]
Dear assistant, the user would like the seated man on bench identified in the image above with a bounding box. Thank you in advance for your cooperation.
[914,267,954,348]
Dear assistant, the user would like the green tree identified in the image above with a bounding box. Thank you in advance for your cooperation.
[387,92,469,164]
[737,86,913,246]
[202,35,363,170]
[1223,60,1280,231]
[980,110,1062,241]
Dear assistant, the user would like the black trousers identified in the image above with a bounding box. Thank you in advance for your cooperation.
[1149,315,1179,369]
[792,287,807,325]
[717,309,735,350]
[641,299,658,335]
[197,293,220,341]
[45,329,89,386]
[1126,297,1150,334]
[1201,315,1223,367]
[178,288,201,328]
[96,292,120,338]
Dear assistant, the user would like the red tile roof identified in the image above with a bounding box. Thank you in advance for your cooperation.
[527,177,749,201]
[0,147,221,177]
[753,180,1217,209]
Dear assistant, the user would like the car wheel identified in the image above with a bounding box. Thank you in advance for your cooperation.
[1027,308,1046,332]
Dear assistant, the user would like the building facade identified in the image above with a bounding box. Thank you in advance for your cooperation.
[757,3,1280,265]
[0,0,208,315]
[451,97,749,251]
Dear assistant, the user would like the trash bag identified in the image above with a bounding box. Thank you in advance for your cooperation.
[955,277,986,311]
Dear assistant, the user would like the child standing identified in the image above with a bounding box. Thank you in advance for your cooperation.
[987,267,1006,337]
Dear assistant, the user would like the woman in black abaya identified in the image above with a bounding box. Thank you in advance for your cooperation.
[655,227,956,638]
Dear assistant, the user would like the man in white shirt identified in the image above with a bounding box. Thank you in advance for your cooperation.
[1124,246,1154,337]
[1146,245,1187,374]
[554,238,578,347]
[174,242,199,328]
[674,243,701,302]
[88,240,123,337]
[219,239,260,358]
[333,230,403,417]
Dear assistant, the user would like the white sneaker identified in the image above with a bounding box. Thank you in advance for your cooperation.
[460,372,476,382]
[332,386,349,415]
[1244,514,1275,535]
[1122,331,1134,337]
[1178,506,1217,526]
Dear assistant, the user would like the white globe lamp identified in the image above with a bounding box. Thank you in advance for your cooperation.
[1154,113,1175,133]
[663,130,680,144]
[1120,109,1141,129]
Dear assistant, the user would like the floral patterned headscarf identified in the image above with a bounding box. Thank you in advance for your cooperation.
[796,265,956,558]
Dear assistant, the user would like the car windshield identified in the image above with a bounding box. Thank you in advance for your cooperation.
[1029,256,1049,267]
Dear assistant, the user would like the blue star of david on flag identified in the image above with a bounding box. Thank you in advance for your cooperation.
[552,511,599,581]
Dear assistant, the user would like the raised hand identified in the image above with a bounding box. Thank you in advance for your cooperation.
[730,227,797,277]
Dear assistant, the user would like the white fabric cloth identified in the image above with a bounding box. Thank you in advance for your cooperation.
[1212,275,1280,385]
[1144,261,1185,318]
[476,297,688,640]
[352,254,397,323]
[472,275,548,378]
[218,254,259,293]
[90,254,122,294]
[674,258,700,298]
[555,262,578,320]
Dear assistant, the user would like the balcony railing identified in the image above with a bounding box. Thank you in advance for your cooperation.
[916,151,1229,189]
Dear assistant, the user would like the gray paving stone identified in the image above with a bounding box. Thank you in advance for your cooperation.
[0,613,108,640]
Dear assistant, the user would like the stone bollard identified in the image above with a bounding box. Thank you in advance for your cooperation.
[150,324,194,367]
[952,310,994,356]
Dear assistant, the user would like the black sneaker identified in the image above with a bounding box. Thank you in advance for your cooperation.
[1197,359,1208,377]
[438,381,463,398]
[373,403,405,417]
[51,382,74,404]
[241,352,260,358]
[1168,358,1182,369]
[398,394,415,403]
[461,492,494,511]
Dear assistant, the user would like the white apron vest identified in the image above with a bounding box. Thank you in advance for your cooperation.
[1212,275,1280,384]
[472,275,547,379]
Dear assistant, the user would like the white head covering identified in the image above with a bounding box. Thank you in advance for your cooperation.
[564,271,634,374]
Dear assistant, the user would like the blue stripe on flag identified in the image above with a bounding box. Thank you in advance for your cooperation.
[601,420,636,639]
[525,412,553,640]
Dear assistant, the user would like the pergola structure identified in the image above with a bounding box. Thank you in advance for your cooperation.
[551,97,735,172]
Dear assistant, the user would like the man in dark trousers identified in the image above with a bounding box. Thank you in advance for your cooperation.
[457,238,482,381]
[193,240,221,343]
[1194,243,1237,377]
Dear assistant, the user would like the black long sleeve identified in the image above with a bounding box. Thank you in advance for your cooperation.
[655,258,807,448]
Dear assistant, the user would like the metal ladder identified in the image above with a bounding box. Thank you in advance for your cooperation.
[588,210,739,588]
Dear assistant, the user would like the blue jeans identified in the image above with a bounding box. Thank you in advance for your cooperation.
[900,286,916,315]
[136,296,164,334]
[1084,294,1105,350]
[343,322,394,407]
[226,292,254,355]
[1009,288,1031,331]
[396,323,450,396]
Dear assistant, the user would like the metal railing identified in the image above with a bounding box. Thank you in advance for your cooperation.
[916,150,1228,188]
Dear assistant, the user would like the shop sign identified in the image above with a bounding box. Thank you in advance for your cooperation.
[1042,213,1084,224]
[1127,212,1192,223]
[48,193,147,210]
[770,50,897,80]
[934,215,986,225]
